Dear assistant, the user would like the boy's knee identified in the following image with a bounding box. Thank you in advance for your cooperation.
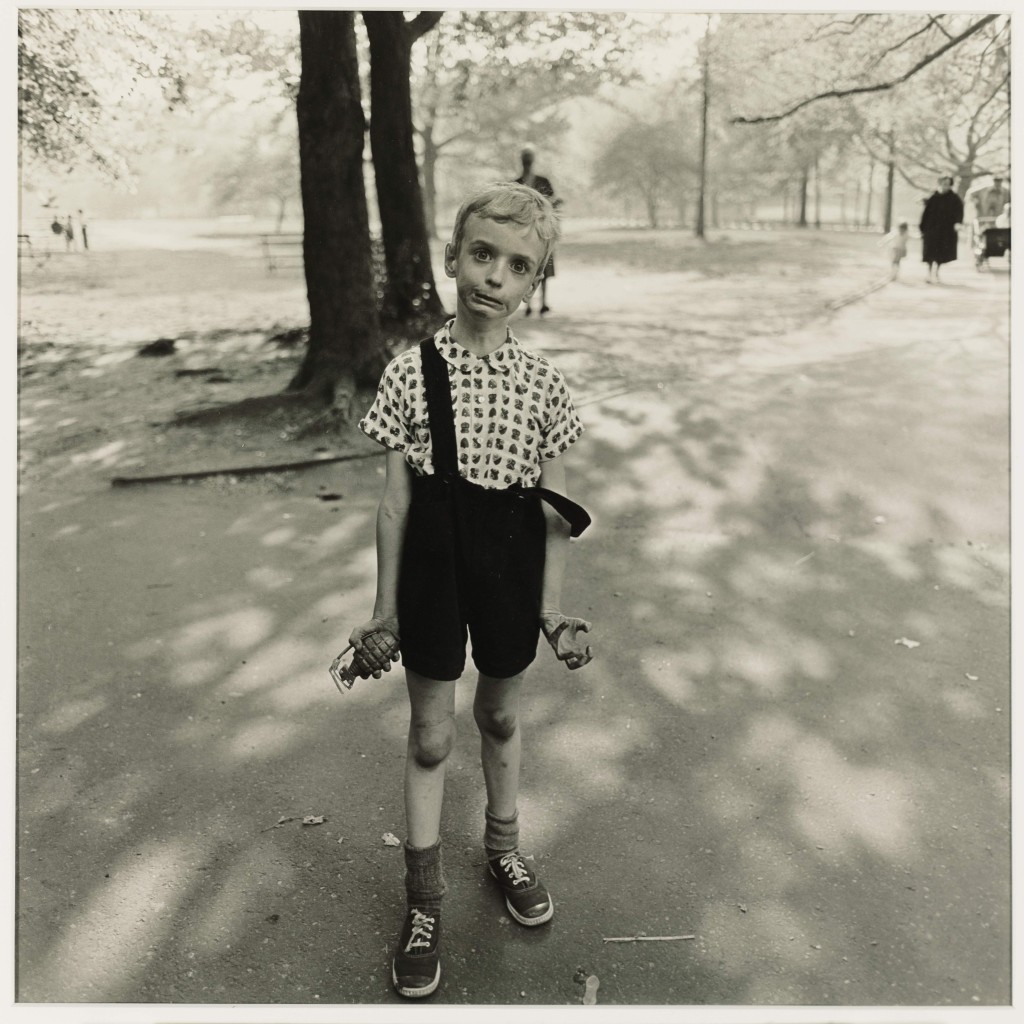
[410,719,456,769]
[474,704,518,742]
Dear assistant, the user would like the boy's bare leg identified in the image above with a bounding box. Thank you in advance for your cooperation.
[473,671,525,818]
[475,669,554,925]
[404,670,458,848]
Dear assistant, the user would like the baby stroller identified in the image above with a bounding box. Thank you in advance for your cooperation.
[965,176,1010,271]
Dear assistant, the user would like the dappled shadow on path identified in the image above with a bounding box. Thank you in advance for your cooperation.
[17,275,1009,1007]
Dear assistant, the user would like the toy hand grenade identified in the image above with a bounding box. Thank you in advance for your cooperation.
[329,628,401,692]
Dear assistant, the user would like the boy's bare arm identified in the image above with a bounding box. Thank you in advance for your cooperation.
[538,455,593,669]
[371,448,413,622]
[347,449,412,674]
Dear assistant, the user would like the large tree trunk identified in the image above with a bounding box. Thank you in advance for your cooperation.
[290,10,384,400]
[363,11,445,324]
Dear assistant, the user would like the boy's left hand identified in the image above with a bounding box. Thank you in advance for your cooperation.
[541,610,594,670]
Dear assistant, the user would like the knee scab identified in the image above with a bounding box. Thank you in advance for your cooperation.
[411,721,455,769]
[475,707,518,742]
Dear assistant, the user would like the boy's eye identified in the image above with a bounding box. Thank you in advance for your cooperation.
[510,260,529,274]
[473,248,492,262]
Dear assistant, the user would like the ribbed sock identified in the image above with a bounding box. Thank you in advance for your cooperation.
[404,839,446,911]
[484,807,520,861]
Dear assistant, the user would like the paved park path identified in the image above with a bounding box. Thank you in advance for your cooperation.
[17,250,1010,1013]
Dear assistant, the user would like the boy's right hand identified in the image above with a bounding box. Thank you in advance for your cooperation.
[347,617,401,679]
[540,611,594,670]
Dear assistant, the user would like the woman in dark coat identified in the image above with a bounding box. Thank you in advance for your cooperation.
[515,145,561,315]
[919,175,965,283]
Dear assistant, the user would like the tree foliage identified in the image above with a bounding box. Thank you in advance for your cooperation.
[727,13,1001,126]
[413,10,645,230]
[714,12,1009,209]
[18,8,186,182]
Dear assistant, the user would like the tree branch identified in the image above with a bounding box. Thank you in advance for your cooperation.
[408,12,444,42]
[732,14,998,125]
[866,17,940,72]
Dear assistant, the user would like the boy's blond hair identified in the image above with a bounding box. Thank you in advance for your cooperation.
[449,182,560,270]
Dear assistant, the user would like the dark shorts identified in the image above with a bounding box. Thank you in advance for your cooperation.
[398,474,546,681]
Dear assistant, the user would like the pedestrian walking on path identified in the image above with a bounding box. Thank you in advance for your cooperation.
[515,145,562,316]
[77,208,89,251]
[920,175,964,284]
[349,181,594,999]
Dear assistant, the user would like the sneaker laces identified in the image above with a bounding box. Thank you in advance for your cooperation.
[405,909,436,952]
[497,851,532,887]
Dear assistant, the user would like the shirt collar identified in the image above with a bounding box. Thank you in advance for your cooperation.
[434,319,518,375]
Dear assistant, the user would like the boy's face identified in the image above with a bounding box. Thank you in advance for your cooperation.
[445,213,547,322]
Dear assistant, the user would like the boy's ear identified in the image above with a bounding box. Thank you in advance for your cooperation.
[443,243,457,278]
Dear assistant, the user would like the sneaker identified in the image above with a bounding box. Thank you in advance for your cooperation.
[488,851,554,926]
[392,906,441,998]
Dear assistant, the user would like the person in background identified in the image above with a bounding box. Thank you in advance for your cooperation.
[919,176,964,284]
[979,177,1010,219]
[77,209,89,251]
[514,145,562,316]
[63,214,76,252]
[878,219,910,281]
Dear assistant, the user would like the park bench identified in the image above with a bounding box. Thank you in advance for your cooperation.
[260,232,304,272]
[18,232,53,266]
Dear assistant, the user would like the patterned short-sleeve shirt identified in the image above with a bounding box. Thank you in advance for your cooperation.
[359,320,584,488]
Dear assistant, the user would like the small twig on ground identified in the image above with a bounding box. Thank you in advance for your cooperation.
[602,934,696,943]
[260,816,296,832]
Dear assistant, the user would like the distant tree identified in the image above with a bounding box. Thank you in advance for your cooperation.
[211,127,300,229]
[413,10,641,234]
[850,17,1009,197]
[593,117,696,228]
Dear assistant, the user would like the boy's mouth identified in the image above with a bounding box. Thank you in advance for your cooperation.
[472,291,503,309]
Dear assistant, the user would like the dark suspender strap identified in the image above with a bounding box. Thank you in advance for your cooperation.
[525,485,592,538]
[419,338,459,477]
[418,336,591,537]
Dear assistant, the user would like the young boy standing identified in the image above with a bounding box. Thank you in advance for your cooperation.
[352,182,594,998]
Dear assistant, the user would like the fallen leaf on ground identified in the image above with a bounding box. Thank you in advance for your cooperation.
[382,832,401,847]
[301,815,326,826]
[965,673,979,681]
[583,975,600,1005]
[894,637,920,649]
